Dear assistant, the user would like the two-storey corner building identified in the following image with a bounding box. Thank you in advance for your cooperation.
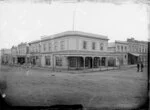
[11,46,18,64]
[1,48,12,64]
[127,38,148,65]
[17,42,29,65]
[28,40,41,66]
[108,40,128,66]
[40,31,120,70]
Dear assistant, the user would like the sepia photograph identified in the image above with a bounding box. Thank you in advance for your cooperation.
[0,0,149,110]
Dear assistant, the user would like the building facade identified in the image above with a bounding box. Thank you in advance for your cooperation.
[1,49,12,64]
[127,38,148,64]
[40,31,120,70]
[17,43,29,65]
[108,40,129,66]
[29,40,41,66]
[11,46,18,64]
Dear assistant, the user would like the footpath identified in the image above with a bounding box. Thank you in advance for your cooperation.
[2,63,137,73]
[64,65,137,73]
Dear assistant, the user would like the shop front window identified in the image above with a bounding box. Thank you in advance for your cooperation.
[45,56,51,66]
[56,56,62,66]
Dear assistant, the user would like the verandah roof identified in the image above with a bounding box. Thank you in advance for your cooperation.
[128,52,140,57]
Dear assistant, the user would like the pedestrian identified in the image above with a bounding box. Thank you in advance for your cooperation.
[141,63,144,72]
[137,63,140,72]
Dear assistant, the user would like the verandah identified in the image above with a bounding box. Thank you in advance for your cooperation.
[67,56,108,70]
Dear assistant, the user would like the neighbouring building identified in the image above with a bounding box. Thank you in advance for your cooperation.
[1,48,12,64]
[40,31,120,70]
[108,40,129,66]
[29,40,41,66]
[17,42,29,65]
[11,46,18,64]
[127,38,148,65]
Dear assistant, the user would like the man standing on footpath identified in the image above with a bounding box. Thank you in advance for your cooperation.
[137,63,140,72]
[141,62,144,72]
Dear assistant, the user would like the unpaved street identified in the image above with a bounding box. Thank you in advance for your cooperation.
[0,65,147,109]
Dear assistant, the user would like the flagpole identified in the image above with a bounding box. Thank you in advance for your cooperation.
[72,5,77,31]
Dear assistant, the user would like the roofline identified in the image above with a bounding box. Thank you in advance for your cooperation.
[29,40,41,45]
[127,38,148,43]
[108,42,115,47]
[115,40,128,44]
[41,31,109,42]
[18,43,28,46]
[41,35,109,43]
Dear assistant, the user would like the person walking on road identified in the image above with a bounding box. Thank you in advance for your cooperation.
[137,63,140,72]
[141,63,144,72]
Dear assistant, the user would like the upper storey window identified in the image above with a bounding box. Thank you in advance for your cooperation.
[100,43,104,51]
[121,46,123,52]
[125,46,127,52]
[38,44,41,52]
[43,43,46,52]
[92,42,96,50]
[48,42,52,51]
[54,41,58,51]
[60,40,65,50]
[36,46,38,52]
[117,45,120,51]
[132,45,134,52]
[83,41,87,49]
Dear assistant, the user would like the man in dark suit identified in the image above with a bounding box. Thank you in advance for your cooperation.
[137,63,140,72]
[141,63,144,72]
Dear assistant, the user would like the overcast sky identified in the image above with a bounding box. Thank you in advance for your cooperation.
[0,1,148,49]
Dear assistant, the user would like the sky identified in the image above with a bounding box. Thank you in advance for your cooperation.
[0,1,149,49]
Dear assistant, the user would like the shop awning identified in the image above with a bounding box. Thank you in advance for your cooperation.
[128,53,140,57]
